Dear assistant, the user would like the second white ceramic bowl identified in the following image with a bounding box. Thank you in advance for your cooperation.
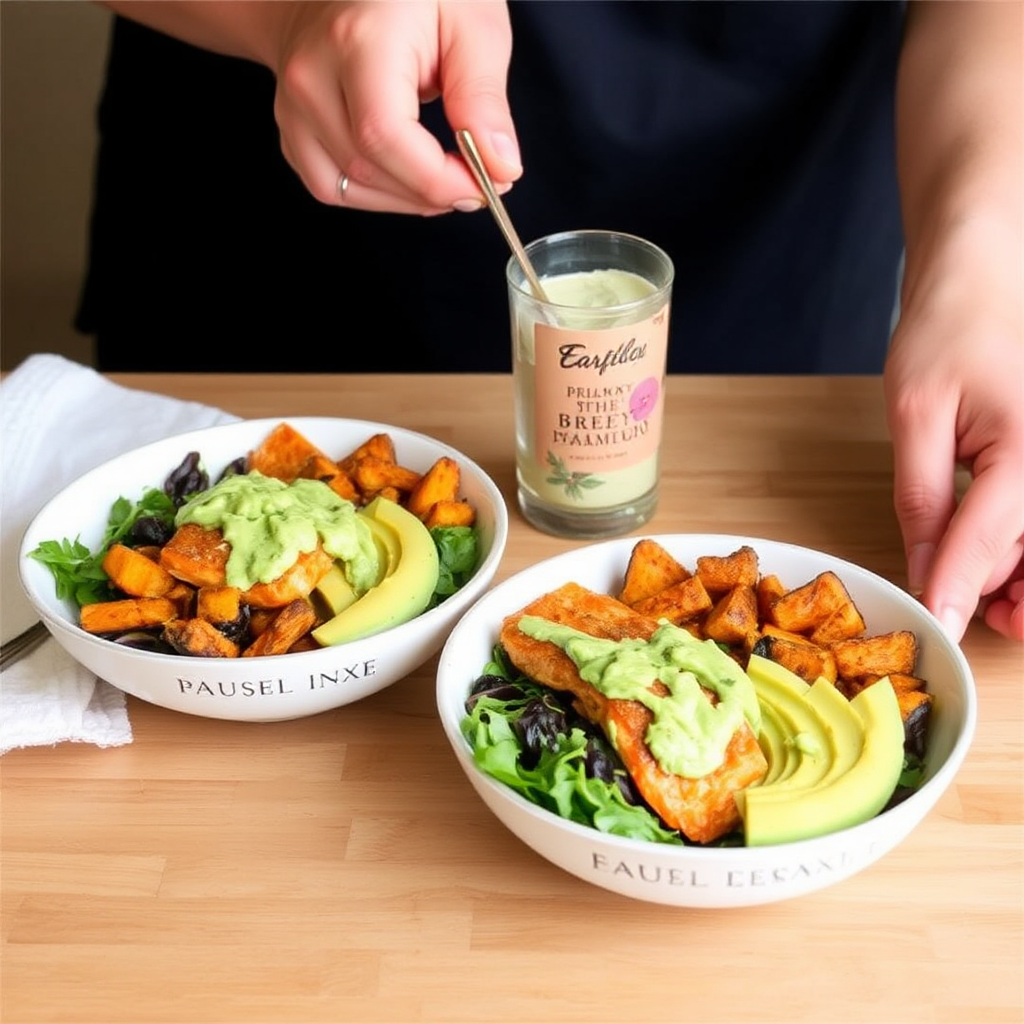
[20,417,508,722]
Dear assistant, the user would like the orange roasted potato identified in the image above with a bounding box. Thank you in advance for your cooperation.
[406,457,461,520]
[102,543,177,598]
[80,596,180,635]
[695,545,759,594]
[248,422,327,482]
[163,616,241,658]
[618,538,691,606]
[242,599,319,657]
[599,539,930,734]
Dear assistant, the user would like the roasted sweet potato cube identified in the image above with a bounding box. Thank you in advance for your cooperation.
[297,452,360,502]
[80,596,180,635]
[895,685,933,721]
[832,630,918,680]
[885,672,928,694]
[769,571,853,633]
[759,623,814,645]
[243,599,318,657]
[286,634,321,654]
[756,574,787,622]
[423,499,476,529]
[618,538,691,606]
[166,581,197,618]
[196,585,242,624]
[163,617,241,658]
[632,575,712,625]
[351,456,422,496]
[102,543,177,598]
[247,422,325,482]
[406,457,461,520]
[751,634,837,685]
[159,524,230,588]
[196,585,249,642]
[695,545,759,594]
[703,584,759,646]
[809,597,867,646]
[339,433,396,473]
[248,607,278,637]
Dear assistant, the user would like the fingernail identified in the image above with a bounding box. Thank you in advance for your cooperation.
[937,606,967,641]
[907,542,935,597]
[490,131,522,173]
[452,198,484,213]
[496,182,513,196]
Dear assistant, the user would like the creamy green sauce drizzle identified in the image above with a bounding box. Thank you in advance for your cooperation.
[176,472,378,591]
[516,617,761,778]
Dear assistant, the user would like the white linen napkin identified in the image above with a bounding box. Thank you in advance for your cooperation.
[1,353,238,755]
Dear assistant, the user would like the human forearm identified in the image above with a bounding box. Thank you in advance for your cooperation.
[896,0,1023,305]
[886,0,1024,642]
[98,1,295,68]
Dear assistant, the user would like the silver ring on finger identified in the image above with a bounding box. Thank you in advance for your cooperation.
[337,172,350,204]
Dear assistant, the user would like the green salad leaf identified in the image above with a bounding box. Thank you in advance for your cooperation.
[28,487,178,608]
[26,537,112,607]
[899,753,926,790]
[461,650,683,845]
[430,525,479,604]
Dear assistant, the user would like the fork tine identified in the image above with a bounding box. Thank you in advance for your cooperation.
[0,621,50,671]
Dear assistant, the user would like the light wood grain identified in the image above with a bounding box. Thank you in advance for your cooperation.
[2,374,1021,1024]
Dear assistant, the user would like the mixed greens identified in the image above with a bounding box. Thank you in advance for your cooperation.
[461,645,685,845]
[28,451,220,609]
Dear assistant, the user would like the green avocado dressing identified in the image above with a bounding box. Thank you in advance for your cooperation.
[175,472,379,591]
[516,617,761,778]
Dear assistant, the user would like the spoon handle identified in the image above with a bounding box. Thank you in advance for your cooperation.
[455,130,550,303]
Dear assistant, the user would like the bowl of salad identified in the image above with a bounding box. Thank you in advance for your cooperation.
[435,534,976,907]
[20,417,508,722]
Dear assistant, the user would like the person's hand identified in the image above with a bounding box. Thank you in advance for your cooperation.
[884,225,1024,643]
[269,0,521,214]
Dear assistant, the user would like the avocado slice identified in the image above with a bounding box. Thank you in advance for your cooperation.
[311,497,439,646]
[363,515,401,581]
[757,699,798,786]
[312,563,359,617]
[740,662,904,847]
[744,657,836,797]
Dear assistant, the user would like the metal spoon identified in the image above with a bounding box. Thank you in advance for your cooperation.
[455,129,551,303]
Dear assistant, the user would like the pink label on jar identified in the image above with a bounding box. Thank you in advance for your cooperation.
[532,304,669,476]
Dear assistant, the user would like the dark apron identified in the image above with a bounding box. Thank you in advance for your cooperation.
[77,1,905,374]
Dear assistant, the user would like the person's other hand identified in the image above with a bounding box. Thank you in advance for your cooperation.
[885,227,1024,643]
[270,0,521,214]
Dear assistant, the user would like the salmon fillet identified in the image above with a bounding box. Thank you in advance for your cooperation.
[499,582,767,843]
[160,523,333,609]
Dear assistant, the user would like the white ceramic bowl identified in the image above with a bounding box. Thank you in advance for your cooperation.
[436,534,976,908]
[20,417,508,722]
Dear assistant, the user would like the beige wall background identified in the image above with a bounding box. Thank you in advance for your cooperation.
[2,0,113,371]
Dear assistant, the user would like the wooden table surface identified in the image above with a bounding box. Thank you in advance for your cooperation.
[3,374,1021,1024]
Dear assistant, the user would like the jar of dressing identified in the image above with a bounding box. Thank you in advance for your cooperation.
[508,230,674,538]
